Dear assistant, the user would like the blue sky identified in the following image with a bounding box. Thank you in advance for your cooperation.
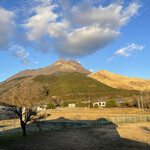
[0,0,150,82]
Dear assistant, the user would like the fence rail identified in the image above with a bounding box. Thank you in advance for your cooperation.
[0,115,150,136]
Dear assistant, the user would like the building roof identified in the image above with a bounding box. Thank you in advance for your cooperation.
[116,99,124,102]
[93,100,106,103]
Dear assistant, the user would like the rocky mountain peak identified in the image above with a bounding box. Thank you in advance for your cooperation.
[6,59,91,81]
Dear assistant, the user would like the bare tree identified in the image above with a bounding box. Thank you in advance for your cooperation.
[0,86,40,136]
[0,102,36,136]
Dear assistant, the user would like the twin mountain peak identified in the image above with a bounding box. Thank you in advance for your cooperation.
[6,59,150,91]
[8,59,91,81]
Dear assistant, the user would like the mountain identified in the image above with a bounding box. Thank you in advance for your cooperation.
[6,59,91,81]
[0,59,140,105]
[88,70,150,91]
[0,72,138,106]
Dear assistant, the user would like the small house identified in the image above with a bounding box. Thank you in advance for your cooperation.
[116,99,124,104]
[92,100,106,107]
[68,103,76,108]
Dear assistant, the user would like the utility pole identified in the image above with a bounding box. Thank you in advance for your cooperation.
[89,98,91,108]
[138,98,141,110]
[140,91,144,109]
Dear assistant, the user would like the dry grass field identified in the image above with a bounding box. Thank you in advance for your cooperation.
[0,108,150,150]
[0,122,150,150]
[41,108,150,120]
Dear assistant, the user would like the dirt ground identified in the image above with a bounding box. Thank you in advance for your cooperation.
[0,122,149,150]
[117,122,150,144]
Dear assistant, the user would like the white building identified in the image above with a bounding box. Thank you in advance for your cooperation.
[92,100,106,107]
[68,103,76,108]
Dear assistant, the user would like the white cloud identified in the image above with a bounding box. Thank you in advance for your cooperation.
[108,43,144,62]
[0,1,141,58]
[114,43,144,57]
[0,7,15,50]
[71,2,141,29]
[120,2,141,26]
[90,69,94,73]
[10,45,30,64]
[54,25,119,56]
[107,57,114,62]
[23,4,58,40]
[23,1,141,57]
[33,61,39,64]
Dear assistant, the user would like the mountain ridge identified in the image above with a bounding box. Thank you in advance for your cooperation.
[2,59,150,91]
[88,70,150,91]
[6,59,91,82]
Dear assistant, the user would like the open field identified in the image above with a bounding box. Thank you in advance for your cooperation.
[0,108,150,136]
[0,122,150,150]
[44,108,150,120]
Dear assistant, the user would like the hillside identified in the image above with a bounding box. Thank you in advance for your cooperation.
[88,70,150,91]
[0,72,138,106]
[6,59,91,81]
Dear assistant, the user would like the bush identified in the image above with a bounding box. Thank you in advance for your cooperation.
[63,101,68,107]
[76,103,88,107]
[90,102,93,108]
[120,102,127,107]
[47,103,56,109]
[106,99,116,107]
[94,104,99,108]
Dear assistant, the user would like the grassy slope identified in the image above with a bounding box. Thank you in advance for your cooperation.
[33,72,117,94]
[33,72,138,102]
[0,72,138,104]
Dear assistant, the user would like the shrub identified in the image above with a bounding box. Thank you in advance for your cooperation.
[94,104,99,108]
[47,103,56,109]
[90,102,93,108]
[106,99,116,107]
[63,101,68,107]
[76,103,88,107]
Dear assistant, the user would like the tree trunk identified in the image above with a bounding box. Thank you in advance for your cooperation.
[21,121,26,136]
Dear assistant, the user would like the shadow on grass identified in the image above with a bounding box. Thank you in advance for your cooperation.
[140,126,150,133]
[0,117,150,150]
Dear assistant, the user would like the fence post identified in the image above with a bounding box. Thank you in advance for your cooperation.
[140,116,141,122]
[89,119,91,127]
[129,116,131,123]
[101,118,103,125]
[67,120,69,128]
[29,122,31,131]
[49,121,51,130]
[75,120,76,128]
[82,120,84,127]
[146,116,148,121]
[14,120,16,135]
[107,117,109,125]
[113,116,114,124]
[95,119,97,126]
[59,121,61,129]
[2,121,4,136]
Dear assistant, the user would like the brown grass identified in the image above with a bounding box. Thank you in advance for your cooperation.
[0,122,150,150]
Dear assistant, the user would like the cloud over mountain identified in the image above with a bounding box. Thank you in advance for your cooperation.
[23,0,141,57]
[108,43,144,62]
[0,0,141,58]
[0,7,15,50]
[11,45,30,64]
